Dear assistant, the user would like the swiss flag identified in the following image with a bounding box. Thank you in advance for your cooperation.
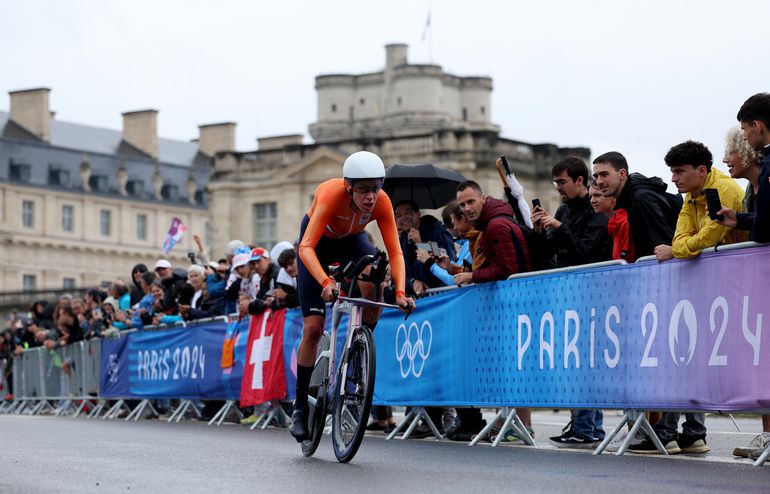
[240,309,287,406]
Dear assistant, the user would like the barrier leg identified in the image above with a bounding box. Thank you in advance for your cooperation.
[614,410,666,456]
[126,399,158,421]
[469,408,505,446]
[386,408,416,440]
[208,400,243,426]
[103,399,129,419]
[55,399,73,416]
[753,444,770,467]
[73,398,95,418]
[87,400,107,419]
[508,409,535,446]
[169,400,196,423]
[594,410,630,455]
[266,404,288,429]
[394,407,441,440]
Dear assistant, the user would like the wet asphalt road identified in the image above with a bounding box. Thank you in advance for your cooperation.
[1,415,768,494]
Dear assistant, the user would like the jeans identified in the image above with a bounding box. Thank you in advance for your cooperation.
[571,409,604,440]
[653,412,706,443]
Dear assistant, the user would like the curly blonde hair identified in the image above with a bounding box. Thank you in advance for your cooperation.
[724,126,761,168]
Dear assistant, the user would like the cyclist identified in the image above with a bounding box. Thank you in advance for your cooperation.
[290,150,415,441]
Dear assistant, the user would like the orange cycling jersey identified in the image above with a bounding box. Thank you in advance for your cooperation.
[299,178,406,298]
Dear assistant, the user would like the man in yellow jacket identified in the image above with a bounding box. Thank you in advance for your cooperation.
[654,140,747,262]
[632,140,746,455]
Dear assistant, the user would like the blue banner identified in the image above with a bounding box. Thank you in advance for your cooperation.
[125,320,248,399]
[100,334,130,398]
[373,246,770,411]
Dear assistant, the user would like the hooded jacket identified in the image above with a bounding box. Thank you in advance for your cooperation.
[129,264,148,306]
[399,214,457,290]
[543,193,612,267]
[472,197,531,283]
[615,173,683,258]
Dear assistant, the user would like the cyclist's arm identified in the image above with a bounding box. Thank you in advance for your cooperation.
[298,203,336,290]
[375,196,406,298]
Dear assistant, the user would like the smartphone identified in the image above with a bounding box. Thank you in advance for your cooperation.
[415,242,431,252]
[462,259,473,270]
[532,198,541,209]
[429,241,440,257]
[704,188,723,221]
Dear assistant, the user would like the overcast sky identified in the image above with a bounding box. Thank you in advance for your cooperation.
[2,0,768,189]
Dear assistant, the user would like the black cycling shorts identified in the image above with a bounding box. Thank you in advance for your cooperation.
[297,214,376,318]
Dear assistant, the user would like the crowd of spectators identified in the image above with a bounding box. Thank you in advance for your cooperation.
[2,92,769,458]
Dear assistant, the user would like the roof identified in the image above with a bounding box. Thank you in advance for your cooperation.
[0,111,200,166]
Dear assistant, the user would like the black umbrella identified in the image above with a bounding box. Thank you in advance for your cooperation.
[383,164,467,209]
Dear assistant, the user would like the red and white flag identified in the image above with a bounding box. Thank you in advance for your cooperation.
[240,309,286,406]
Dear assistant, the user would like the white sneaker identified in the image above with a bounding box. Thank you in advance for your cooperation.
[734,432,770,458]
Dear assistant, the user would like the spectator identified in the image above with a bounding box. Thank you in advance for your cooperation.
[29,301,54,329]
[531,157,613,268]
[225,246,256,315]
[592,151,683,258]
[589,183,635,262]
[242,248,280,316]
[416,202,474,286]
[395,199,457,296]
[529,158,611,449]
[129,264,148,306]
[123,271,157,330]
[179,265,224,321]
[275,248,300,309]
[449,180,532,442]
[454,180,531,285]
[45,305,84,349]
[717,93,770,242]
[154,259,186,315]
[654,140,746,262]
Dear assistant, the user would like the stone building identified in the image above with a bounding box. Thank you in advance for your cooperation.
[0,88,232,291]
[208,44,589,251]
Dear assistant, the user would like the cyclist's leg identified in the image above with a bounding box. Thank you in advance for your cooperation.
[341,231,380,328]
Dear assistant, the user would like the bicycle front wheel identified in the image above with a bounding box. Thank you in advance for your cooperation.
[331,325,376,463]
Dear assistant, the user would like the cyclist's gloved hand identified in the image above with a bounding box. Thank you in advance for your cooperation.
[396,295,415,315]
[321,283,338,302]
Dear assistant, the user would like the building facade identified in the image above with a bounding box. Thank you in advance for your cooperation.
[0,88,233,291]
[209,44,589,251]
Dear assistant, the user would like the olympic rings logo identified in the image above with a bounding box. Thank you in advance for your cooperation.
[395,320,433,378]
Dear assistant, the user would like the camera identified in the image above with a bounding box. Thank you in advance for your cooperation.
[187,252,196,263]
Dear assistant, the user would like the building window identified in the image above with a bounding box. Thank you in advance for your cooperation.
[62,205,74,232]
[22,274,36,292]
[480,106,486,115]
[253,202,277,250]
[397,96,402,106]
[10,161,31,182]
[462,108,468,121]
[49,166,71,186]
[22,200,34,228]
[194,189,207,206]
[161,184,179,201]
[137,214,147,240]
[205,221,212,249]
[331,104,337,113]
[359,98,365,105]
[89,175,108,192]
[126,180,144,196]
[63,277,76,289]
[100,210,111,236]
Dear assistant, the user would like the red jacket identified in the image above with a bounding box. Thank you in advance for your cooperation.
[607,208,635,262]
[472,197,532,283]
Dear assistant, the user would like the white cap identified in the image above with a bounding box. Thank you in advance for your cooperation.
[154,259,172,270]
[231,253,250,269]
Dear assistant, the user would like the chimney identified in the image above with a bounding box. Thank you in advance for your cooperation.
[257,134,303,151]
[9,87,51,142]
[198,122,236,157]
[122,109,158,159]
[385,44,408,71]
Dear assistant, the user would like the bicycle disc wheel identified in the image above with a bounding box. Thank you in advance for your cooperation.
[301,332,330,457]
[331,325,376,463]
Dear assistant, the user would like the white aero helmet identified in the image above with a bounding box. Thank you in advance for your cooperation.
[343,151,385,180]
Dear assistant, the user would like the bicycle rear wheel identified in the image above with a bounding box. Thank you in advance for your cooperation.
[301,332,330,457]
[331,325,376,463]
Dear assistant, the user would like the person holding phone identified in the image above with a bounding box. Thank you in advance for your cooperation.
[652,140,746,263]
